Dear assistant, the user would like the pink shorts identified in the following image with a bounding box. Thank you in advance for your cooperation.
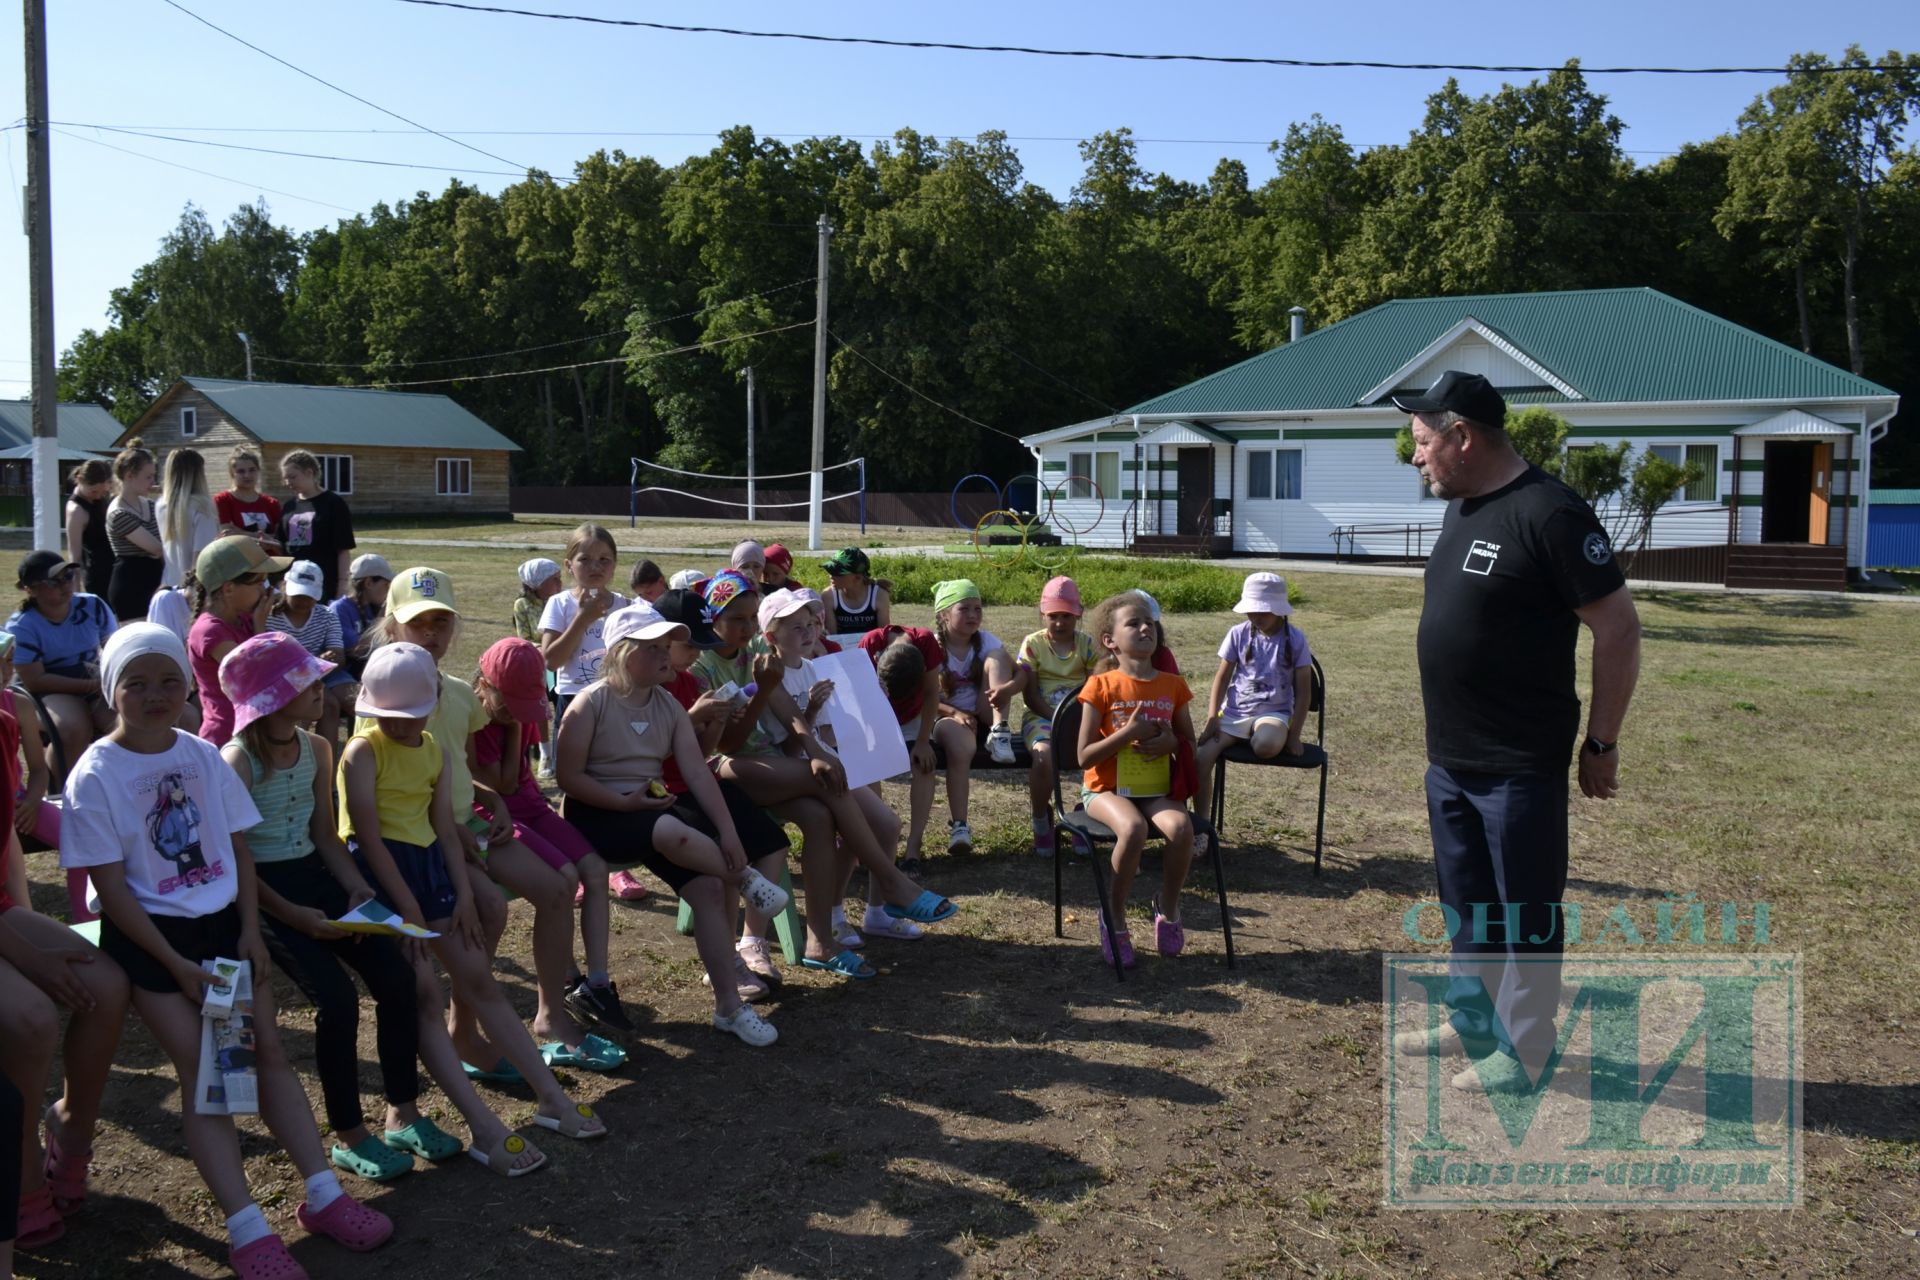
[510,803,597,871]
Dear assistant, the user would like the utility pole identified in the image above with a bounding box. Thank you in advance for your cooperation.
[237,331,253,380]
[24,0,59,551]
[807,213,831,552]
[745,365,756,522]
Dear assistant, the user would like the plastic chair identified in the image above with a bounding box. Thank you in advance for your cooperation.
[1207,656,1329,874]
[674,862,804,965]
[1047,688,1231,980]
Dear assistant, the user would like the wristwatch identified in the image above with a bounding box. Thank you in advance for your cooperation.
[1583,736,1617,756]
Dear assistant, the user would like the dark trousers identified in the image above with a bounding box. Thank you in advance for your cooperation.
[0,1073,19,1241]
[256,857,420,1132]
[1425,764,1569,1066]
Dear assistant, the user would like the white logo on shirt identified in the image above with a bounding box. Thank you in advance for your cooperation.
[1584,532,1612,565]
[1462,540,1501,576]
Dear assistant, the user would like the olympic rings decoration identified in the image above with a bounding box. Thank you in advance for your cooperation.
[949,472,1107,571]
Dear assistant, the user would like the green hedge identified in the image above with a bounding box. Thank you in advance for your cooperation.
[869,554,1300,613]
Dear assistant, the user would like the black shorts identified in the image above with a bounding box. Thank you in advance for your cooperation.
[350,837,459,923]
[564,779,789,892]
[100,902,242,994]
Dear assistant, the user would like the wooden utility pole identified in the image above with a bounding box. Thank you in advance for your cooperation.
[808,214,831,552]
[24,0,60,550]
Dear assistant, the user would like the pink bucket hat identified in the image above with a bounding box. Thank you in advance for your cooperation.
[1039,575,1082,617]
[1231,572,1292,617]
[219,632,338,734]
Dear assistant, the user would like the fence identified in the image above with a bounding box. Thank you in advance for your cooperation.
[512,485,1008,530]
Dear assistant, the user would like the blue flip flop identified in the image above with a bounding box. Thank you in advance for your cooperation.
[538,1034,628,1072]
[461,1058,523,1085]
[800,950,878,980]
[883,890,958,925]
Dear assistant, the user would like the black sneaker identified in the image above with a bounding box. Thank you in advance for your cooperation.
[564,978,634,1033]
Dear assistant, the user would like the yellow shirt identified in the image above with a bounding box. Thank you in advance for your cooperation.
[339,726,442,848]
[356,673,487,813]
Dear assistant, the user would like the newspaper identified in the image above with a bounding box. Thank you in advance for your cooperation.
[195,958,260,1116]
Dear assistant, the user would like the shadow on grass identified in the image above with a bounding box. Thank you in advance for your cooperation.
[1640,624,1853,648]
[1641,592,1859,621]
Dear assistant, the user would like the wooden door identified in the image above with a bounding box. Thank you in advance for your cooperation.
[1808,442,1832,546]
[1176,448,1213,538]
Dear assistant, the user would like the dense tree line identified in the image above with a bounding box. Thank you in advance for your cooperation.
[57,53,1920,489]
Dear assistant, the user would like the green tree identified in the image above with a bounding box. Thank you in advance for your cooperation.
[1393,406,1569,474]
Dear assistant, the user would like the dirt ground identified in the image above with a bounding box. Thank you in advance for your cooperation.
[11,555,1919,1278]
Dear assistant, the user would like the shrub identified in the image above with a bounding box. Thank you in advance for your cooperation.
[872,554,1299,613]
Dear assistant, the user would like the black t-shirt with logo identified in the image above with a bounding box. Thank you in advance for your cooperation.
[1417,465,1625,775]
[280,490,356,601]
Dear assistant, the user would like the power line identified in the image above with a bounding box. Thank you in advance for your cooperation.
[157,0,529,171]
[829,330,1028,444]
[54,122,528,178]
[327,319,814,389]
[395,1,1909,76]
[52,126,360,214]
[255,277,818,370]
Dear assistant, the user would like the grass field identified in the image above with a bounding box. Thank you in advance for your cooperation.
[13,531,1920,1279]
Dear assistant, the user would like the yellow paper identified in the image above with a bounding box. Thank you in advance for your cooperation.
[1115,744,1170,798]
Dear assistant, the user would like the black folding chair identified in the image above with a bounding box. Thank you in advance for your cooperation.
[10,681,69,853]
[1048,687,1233,979]
[1208,656,1329,874]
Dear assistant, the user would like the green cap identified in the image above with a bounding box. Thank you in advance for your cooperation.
[932,578,982,613]
[821,547,870,577]
[195,536,292,591]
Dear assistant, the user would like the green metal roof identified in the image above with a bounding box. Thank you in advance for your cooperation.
[0,400,126,453]
[1125,288,1896,415]
[160,378,521,452]
[1870,489,1920,505]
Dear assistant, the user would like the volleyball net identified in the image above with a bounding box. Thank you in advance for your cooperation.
[628,456,867,534]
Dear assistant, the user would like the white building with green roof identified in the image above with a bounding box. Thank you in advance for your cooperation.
[1021,288,1898,589]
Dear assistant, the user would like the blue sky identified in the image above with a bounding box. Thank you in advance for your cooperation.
[3,0,1915,392]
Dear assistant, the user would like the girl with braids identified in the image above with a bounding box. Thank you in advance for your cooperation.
[1193,573,1313,824]
[188,538,292,747]
[929,579,1020,853]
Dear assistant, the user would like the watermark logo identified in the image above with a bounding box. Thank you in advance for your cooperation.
[1382,953,1801,1208]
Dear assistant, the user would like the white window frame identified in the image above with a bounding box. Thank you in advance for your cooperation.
[180,406,197,438]
[1245,448,1302,501]
[435,457,473,497]
[1066,448,1121,501]
[1650,443,1719,503]
[317,453,353,495]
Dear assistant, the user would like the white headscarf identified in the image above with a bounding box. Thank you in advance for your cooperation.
[101,621,194,696]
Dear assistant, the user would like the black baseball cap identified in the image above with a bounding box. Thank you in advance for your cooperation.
[653,588,721,649]
[1391,370,1507,430]
[17,549,79,589]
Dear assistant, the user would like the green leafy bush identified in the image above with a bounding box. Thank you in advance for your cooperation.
[870,554,1298,613]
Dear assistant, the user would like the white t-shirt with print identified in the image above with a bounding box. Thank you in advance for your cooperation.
[60,731,264,919]
[538,588,631,697]
[758,655,828,748]
[942,631,1004,714]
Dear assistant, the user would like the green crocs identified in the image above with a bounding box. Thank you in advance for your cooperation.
[382,1118,465,1162]
[331,1135,413,1182]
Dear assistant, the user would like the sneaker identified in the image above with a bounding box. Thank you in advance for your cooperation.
[1393,1022,1465,1058]
[712,1005,778,1047]
[609,870,649,901]
[1033,823,1056,858]
[861,905,924,940]
[947,821,973,856]
[735,936,782,985]
[702,956,770,1004]
[986,721,1015,764]
[564,977,635,1033]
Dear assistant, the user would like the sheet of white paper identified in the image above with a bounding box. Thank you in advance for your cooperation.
[808,650,910,791]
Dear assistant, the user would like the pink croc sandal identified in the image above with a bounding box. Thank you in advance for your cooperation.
[15,1185,66,1250]
[1153,910,1186,957]
[231,1234,308,1279]
[44,1105,92,1215]
[296,1193,394,1253]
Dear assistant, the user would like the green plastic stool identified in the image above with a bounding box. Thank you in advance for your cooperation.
[675,863,803,965]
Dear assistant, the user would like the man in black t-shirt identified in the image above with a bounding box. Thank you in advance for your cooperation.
[1394,371,1642,1093]
[278,450,356,601]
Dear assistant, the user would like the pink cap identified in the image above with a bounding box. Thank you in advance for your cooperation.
[219,632,337,734]
[1039,575,1082,617]
[355,642,441,720]
[757,588,813,633]
[479,636,551,733]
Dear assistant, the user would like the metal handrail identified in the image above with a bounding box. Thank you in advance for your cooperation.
[1328,522,1442,563]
